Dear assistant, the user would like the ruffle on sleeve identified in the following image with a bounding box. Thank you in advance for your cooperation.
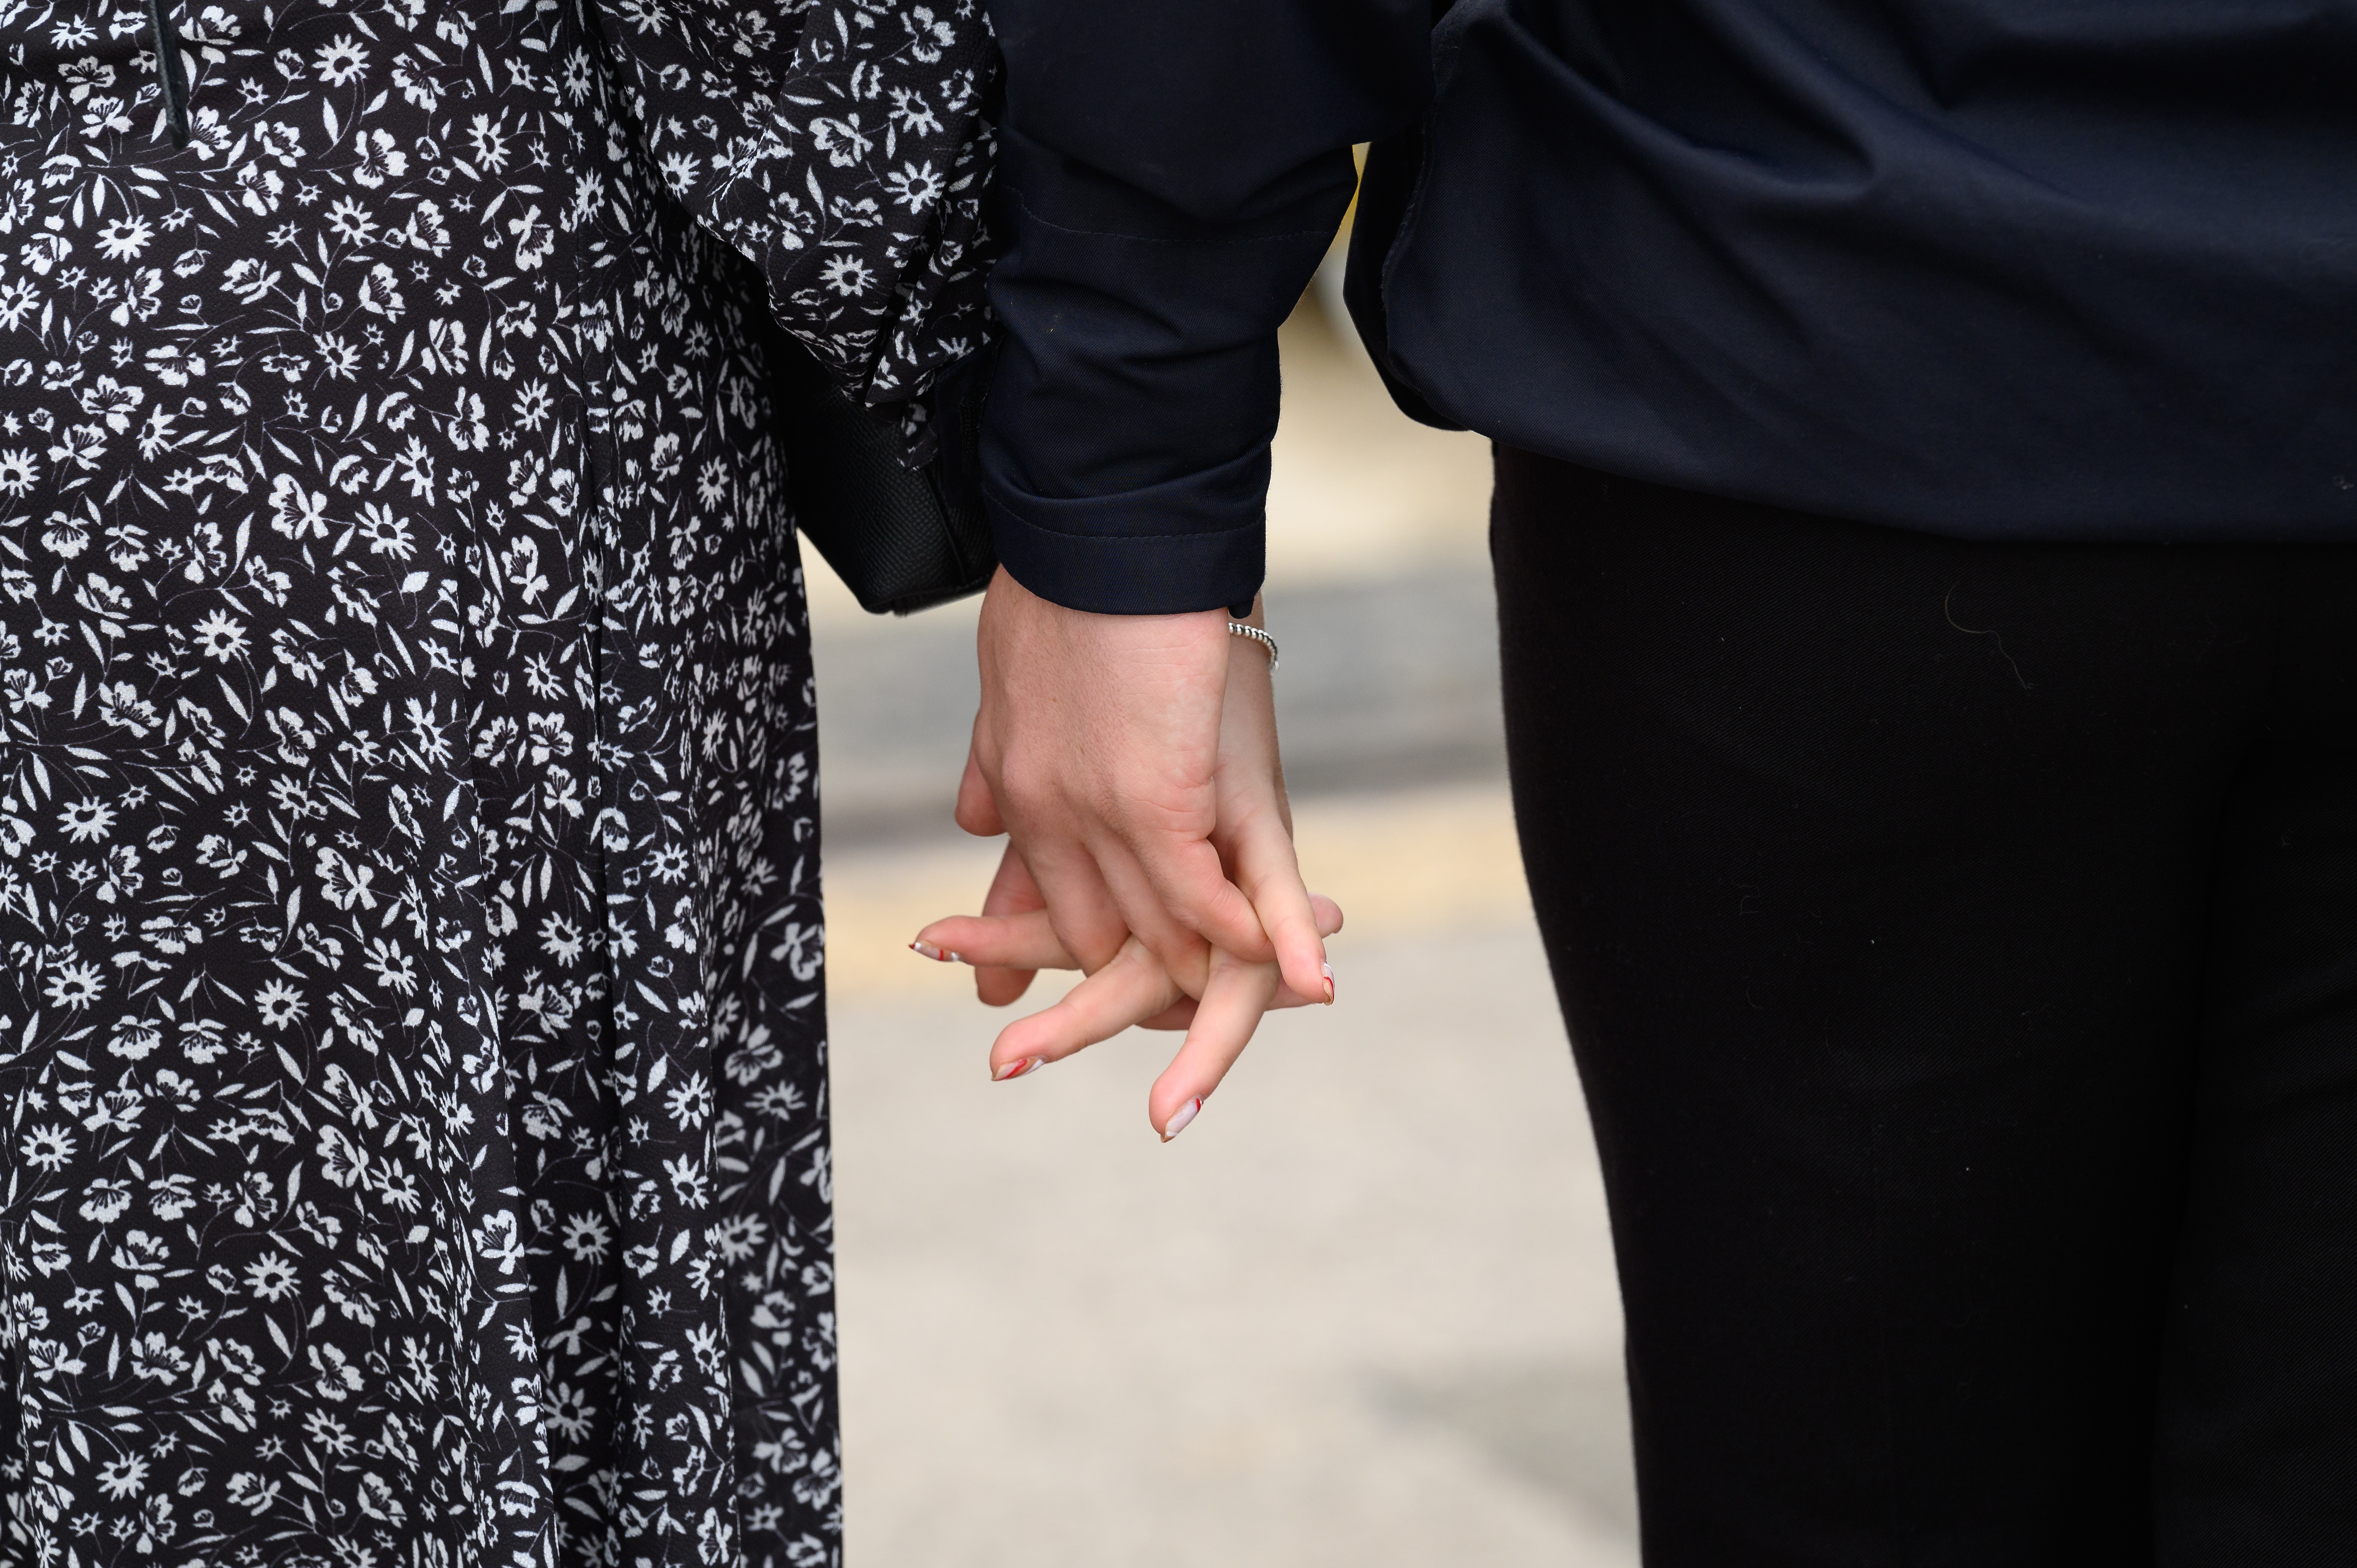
[594,0,998,458]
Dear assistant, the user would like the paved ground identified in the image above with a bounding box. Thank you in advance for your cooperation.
[812,301,1639,1564]
[809,565,1511,845]
[826,790,1636,1568]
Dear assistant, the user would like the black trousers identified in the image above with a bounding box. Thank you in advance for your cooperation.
[1490,450,2357,1565]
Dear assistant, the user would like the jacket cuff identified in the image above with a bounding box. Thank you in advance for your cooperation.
[983,445,1268,614]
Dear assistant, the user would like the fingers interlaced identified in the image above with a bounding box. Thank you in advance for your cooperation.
[1015,834,1135,976]
[918,897,1332,986]
[1146,953,1282,1139]
[1089,834,1216,991]
[969,845,1046,1007]
[1224,806,1332,1007]
[915,907,1071,972]
[915,889,1344,1012]
[1123,828,1273,965]
[984,939,1184,1081]
[940,580,1342,1137]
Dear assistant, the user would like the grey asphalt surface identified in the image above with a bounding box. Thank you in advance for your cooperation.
[814,594,1641,1566]
[810,563,1509,848]
[828,913,1636,1568]
[812,296,1637,1565]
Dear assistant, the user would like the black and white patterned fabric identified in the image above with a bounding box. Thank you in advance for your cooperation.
[0,3,993,1566]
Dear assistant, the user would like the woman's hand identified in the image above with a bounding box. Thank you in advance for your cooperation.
[945,570,1329,1138]
[913,887,1343,1140]
[957,570,1332,1009]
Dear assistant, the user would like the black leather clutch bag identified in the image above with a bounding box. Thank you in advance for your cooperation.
[772,332,999,616]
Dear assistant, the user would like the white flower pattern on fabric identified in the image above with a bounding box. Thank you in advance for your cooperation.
[607,0,997,451]
[0,1,997,1565]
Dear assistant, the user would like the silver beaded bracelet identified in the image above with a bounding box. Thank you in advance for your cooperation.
[1227,621,1279,673]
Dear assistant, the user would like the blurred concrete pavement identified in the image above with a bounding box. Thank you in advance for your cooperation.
[812,302,1639,1566]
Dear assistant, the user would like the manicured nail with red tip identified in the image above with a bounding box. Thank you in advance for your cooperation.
[1321,962,1335,1005]
[910,939,961,963]
[1160,1097,1203,1142]
[992,1057,1044,1082]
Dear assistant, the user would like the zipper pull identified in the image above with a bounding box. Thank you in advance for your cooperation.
[146,0,189,148]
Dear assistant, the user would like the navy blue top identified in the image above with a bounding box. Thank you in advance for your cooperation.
[980,0,2357,615]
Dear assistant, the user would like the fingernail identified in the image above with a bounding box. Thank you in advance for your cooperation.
[992,1056,1044,1082]
[1321,961,1335,1005]
[1160,1096,1203,1142]
[910,939,961,963]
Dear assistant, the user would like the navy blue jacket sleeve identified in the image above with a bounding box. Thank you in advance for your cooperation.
[980,0,1433,614]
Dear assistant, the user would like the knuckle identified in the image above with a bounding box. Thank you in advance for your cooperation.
[993,757,1064,816]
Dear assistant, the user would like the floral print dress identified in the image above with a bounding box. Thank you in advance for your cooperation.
[0,2,993,1566]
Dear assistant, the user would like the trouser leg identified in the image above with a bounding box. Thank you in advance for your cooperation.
[2156,730,2357,1561]
[1488,451,2286,1564]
